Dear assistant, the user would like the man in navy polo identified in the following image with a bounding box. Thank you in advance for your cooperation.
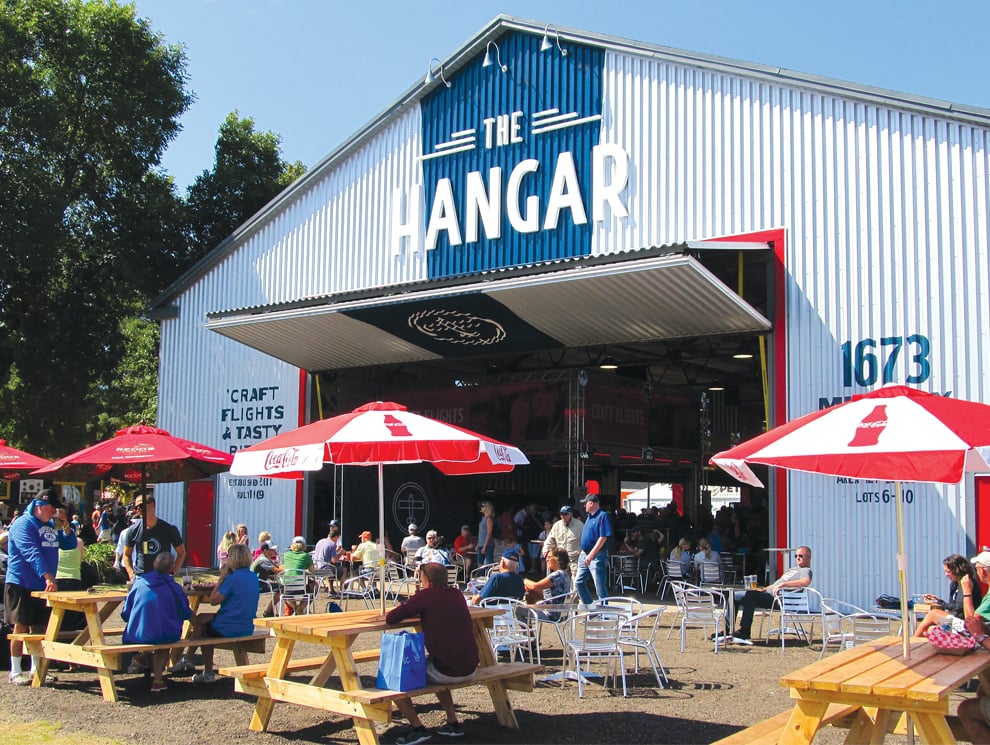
[575,493,612,605]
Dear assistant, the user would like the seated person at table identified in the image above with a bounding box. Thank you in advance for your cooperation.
[501,533,525,575]
[250,541,282,617]
[471,554,525,604]
[958,613,990,741]
[121,552,192,692]
[523,550,571,620]
[351,530,379,575]
[313,524,345,595]
[628,526,662,575]
[175,544,259,682]
[413,530,449,566]
[914,553,982,637]
[693,537,722,579]
[385,561,478,743]
[453,524,477,578]
[969,551,990,621]
[282,535,317,602]
[726,546,813,645]
[216,530,237,567]
[669,537,693,576]
[252,531,272,559]
[400,523,425,562]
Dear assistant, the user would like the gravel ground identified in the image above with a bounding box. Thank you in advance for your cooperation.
[0,593,919,745]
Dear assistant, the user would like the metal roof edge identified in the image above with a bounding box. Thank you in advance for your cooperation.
[204,240,769,321]
[150,15,990,311]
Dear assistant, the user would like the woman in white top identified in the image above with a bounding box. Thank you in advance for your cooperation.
[669,537,694,577]
[693,537,722,581]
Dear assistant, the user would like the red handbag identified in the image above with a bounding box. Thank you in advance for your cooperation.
[926,624,976,655]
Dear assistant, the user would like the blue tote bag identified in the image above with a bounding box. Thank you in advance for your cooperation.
[376,630,427,691]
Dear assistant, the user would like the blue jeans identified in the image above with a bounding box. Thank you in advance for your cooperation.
[575,550,609,604]
[477,543,494,568]
[731,589,774,637]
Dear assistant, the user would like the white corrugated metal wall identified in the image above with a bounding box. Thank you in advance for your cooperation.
[156,29,990,598]
[156,100,428,557]
[598,50,990,608]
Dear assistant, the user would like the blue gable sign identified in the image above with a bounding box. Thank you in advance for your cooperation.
[391,32,630,278]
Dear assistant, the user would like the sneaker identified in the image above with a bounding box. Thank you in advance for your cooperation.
[731,635,754,646]
[192,670,218,684]
[711,633,730,643]
[395,726,432,745]
[8,671,32,686]
[127,658,150,674]
[436,723,464,738]
[169,656,196,675]
[150,681,168,693]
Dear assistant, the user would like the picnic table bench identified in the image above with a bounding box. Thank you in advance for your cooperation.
[716,635,990,743]
[18,588,268,701]
[222,607,538,745]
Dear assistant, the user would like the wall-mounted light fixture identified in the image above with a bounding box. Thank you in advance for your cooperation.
[425,57,451,88]
[482,40,507,73]
[540,25,568,56]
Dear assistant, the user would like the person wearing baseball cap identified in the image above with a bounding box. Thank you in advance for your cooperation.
[5,488,77,684]
[401,523,425,561]
[542,505,583,580]
[351,530,379,575]
[574,493,612,605]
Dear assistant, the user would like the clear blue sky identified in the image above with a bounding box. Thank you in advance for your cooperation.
[131,0,990,192]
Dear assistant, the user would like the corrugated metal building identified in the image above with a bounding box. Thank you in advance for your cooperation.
[150,15,990,610]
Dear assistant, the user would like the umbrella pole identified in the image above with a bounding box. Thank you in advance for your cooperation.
[378,463,386,615]
[141,465,149,560]
[895,481,910,660]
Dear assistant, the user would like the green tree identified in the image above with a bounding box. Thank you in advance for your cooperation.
[185,111,305,262]
[0,0,190,456]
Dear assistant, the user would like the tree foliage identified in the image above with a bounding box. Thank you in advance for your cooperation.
[0,0,191,457]
[0,2,306,461]
[185,111,305,262]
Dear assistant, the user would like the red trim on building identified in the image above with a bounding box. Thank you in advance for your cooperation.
[295,369,307,536]
[710,228,788,574]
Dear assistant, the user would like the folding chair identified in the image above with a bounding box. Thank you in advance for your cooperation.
[765,587,825,649]
[565,611,627,697]
[618,607,668,687]
[679,588,727,654]
[658,560,688,599]
[276,570,316,615]
[613,555,644,593]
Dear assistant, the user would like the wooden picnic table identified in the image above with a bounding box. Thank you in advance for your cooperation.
[20,584,262,702]
[222,606,537,745]
[776,634,990,743]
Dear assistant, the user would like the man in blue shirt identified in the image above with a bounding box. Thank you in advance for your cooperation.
[575,493,612,605]
[5,489,77,685]
[471,554,525,603]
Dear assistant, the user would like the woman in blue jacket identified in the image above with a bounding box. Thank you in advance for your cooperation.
[121,552,192,692]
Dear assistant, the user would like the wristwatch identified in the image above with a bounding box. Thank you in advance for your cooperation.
[975,633,988,647]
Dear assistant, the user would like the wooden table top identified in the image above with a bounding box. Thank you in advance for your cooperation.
[255,607,500,640]
[32,589,128,605]
[781,635,990,704]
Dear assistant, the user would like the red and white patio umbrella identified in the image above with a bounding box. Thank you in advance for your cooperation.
[710,385,990,658]
[0,439,51,479]
[231,401,529,609]
[32,424,233,525]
